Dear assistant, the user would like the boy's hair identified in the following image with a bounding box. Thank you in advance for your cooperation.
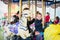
[36,11,42,16]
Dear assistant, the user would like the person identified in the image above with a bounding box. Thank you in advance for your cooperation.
[10,11,19,40]
[27,17,35,40]
[35,12,44,40]
[45,12,50,28]
[27,11,44,40]
[10,11,19,24]
[54,16,59,24]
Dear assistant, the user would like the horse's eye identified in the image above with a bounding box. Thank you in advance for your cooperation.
[23,13,28,15]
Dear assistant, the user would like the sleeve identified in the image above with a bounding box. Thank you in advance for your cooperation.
[28,19,35,25]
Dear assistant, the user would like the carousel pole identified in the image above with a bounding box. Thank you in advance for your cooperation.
[8,0,11,23]
[28,0,30,9]
[27,0,30,21]
[19,0,22,19]
[32,0,33,16]
[42,0,45,28]
[35,0,37,13]
[44,1,46,15]
[54,0,56,19]
[35,0,37,19]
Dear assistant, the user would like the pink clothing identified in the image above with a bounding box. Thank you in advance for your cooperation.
[45,15,50,23]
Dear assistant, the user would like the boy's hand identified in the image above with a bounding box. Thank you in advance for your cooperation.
[35,31,40,35]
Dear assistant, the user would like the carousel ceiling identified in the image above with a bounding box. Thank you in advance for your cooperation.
[1,0,60,3]
[1,0,60,6]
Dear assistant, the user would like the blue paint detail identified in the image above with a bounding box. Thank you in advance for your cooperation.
[12,0,19,3]
[45,2,54,6]
[12,0,28,3]
[45,1,60,6]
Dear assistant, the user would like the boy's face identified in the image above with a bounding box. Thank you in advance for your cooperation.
[36,14,42,20]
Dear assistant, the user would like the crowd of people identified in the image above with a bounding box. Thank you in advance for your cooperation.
[0,7,60,40]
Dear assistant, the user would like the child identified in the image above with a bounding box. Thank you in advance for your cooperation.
[27,11,44,40]
[35,12,43,40]
[45,12,50,28]
[54,16,59,24]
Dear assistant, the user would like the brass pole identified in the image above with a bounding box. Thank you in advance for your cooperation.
[8,0,11,23]
[35,0,37,13]
[32,0,33,15]
[42,0,45,28]
[44,1,46,15]
[19,0,22,19]
[35,0,37,19]
[28,0,30,9]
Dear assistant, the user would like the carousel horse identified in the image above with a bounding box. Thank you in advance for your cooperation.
[4,10,30,39]
[4,8,35,40]
[17,9,32,39]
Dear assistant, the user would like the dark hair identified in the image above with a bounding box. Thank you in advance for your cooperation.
[36,11,42,16]
[16,11,19,14]
[56,16,59,21]
[13,15,16,18]
[13,15,19,23]
[36,11,39,14]
[47,12,50,15]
